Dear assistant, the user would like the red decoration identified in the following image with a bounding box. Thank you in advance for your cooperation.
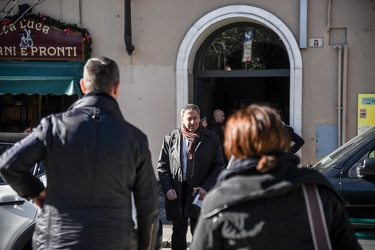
[2,18,10,26]
[64,28,73,34]
[83,33,91,42]
[39,14,46,21]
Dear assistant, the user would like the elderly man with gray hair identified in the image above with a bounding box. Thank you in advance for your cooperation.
[158,104,225,250]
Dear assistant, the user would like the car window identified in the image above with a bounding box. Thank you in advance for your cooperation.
[0,162,44,184]
[312,127,375,171]
[348,147,375,179]
[0,143,45,184]
[34,161,46,177]
[313,137,368,171]
[0,144,13,155]
[0,144,15,185]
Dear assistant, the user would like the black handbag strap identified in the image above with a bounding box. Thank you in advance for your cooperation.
[302,184,332,250]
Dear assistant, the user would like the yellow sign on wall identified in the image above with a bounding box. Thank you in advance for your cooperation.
[358,94,375,134]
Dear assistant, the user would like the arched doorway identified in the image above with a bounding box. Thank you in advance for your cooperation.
[176,5,302,134]
[194,22,290,123]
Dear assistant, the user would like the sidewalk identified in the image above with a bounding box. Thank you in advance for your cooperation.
[161,223,192,249]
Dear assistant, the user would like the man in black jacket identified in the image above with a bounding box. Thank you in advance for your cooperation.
[207,109,225,145]
[207,109,227,164]
[0,56,159,250]
[157,104,225,250]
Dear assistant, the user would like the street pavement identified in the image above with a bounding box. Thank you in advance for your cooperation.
[161,223,192,249]
[160,222,375,250]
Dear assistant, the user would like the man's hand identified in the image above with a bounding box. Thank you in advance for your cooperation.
[193,187,207,200]
[33,189,46,209]
[166,189,177,200]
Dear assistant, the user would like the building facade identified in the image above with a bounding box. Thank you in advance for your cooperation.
[1,0,374,168]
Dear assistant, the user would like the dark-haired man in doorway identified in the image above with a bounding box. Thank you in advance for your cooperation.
[207,109,227,164]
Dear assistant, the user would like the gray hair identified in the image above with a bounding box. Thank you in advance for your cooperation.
[180,104,200,117]
[83,56,120,94]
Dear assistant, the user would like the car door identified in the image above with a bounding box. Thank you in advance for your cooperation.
[0,133,46,250]
[340,140,375,220]
[0,182,38,250]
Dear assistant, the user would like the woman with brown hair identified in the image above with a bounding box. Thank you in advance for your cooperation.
[191,104,361,250]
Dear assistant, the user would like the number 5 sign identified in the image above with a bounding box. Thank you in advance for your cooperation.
[309,38,323,48]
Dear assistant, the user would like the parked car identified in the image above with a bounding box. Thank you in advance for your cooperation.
[0,132,43,250]
[311,126,375,239]
[0,132,162,250]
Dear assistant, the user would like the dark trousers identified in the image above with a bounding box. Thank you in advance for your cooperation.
[171,217,197,250]
[171,182,197,250]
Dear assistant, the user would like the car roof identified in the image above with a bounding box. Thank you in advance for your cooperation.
[0,132,28,144]
[312,126,375,170]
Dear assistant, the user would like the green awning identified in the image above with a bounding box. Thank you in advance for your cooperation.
[0,61,84,97]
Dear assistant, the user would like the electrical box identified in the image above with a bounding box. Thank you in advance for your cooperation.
[358,94,375,134]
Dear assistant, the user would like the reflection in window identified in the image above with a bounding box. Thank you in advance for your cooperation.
[201,23,289,70]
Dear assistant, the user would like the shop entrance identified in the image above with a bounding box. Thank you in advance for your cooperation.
[0,94,78,132]
[193,22,291,123]
[0,61,83,132]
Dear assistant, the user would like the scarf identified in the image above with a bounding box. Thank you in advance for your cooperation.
[216,152,300,186]
[181,124,202,160]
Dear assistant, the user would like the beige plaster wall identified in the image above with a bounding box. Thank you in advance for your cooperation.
[302,0,375,164]
[2,0,375,169]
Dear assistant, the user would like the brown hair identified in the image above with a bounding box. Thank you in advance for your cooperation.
[224,104,291,172]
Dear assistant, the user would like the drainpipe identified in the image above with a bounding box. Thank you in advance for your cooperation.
[125,0,135,56]
[342,45,348,143]
[78,0,82,27]
[327,0,332,32]
[299,0,307,49]
[334,45,342,146]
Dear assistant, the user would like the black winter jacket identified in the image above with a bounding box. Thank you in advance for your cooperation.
[157,127,225,220]
[206,121,224,145]
[0,92,159,250]
[191,154,362,250]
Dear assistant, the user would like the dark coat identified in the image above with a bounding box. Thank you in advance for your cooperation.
[157,127,225,220]
[207,121,228,164]
[191,154,362,250]
[0,92,160,250]
[283,123,305,154]
[206,120,224,145]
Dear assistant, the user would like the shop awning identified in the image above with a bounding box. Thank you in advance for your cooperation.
[0,61,84,96]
